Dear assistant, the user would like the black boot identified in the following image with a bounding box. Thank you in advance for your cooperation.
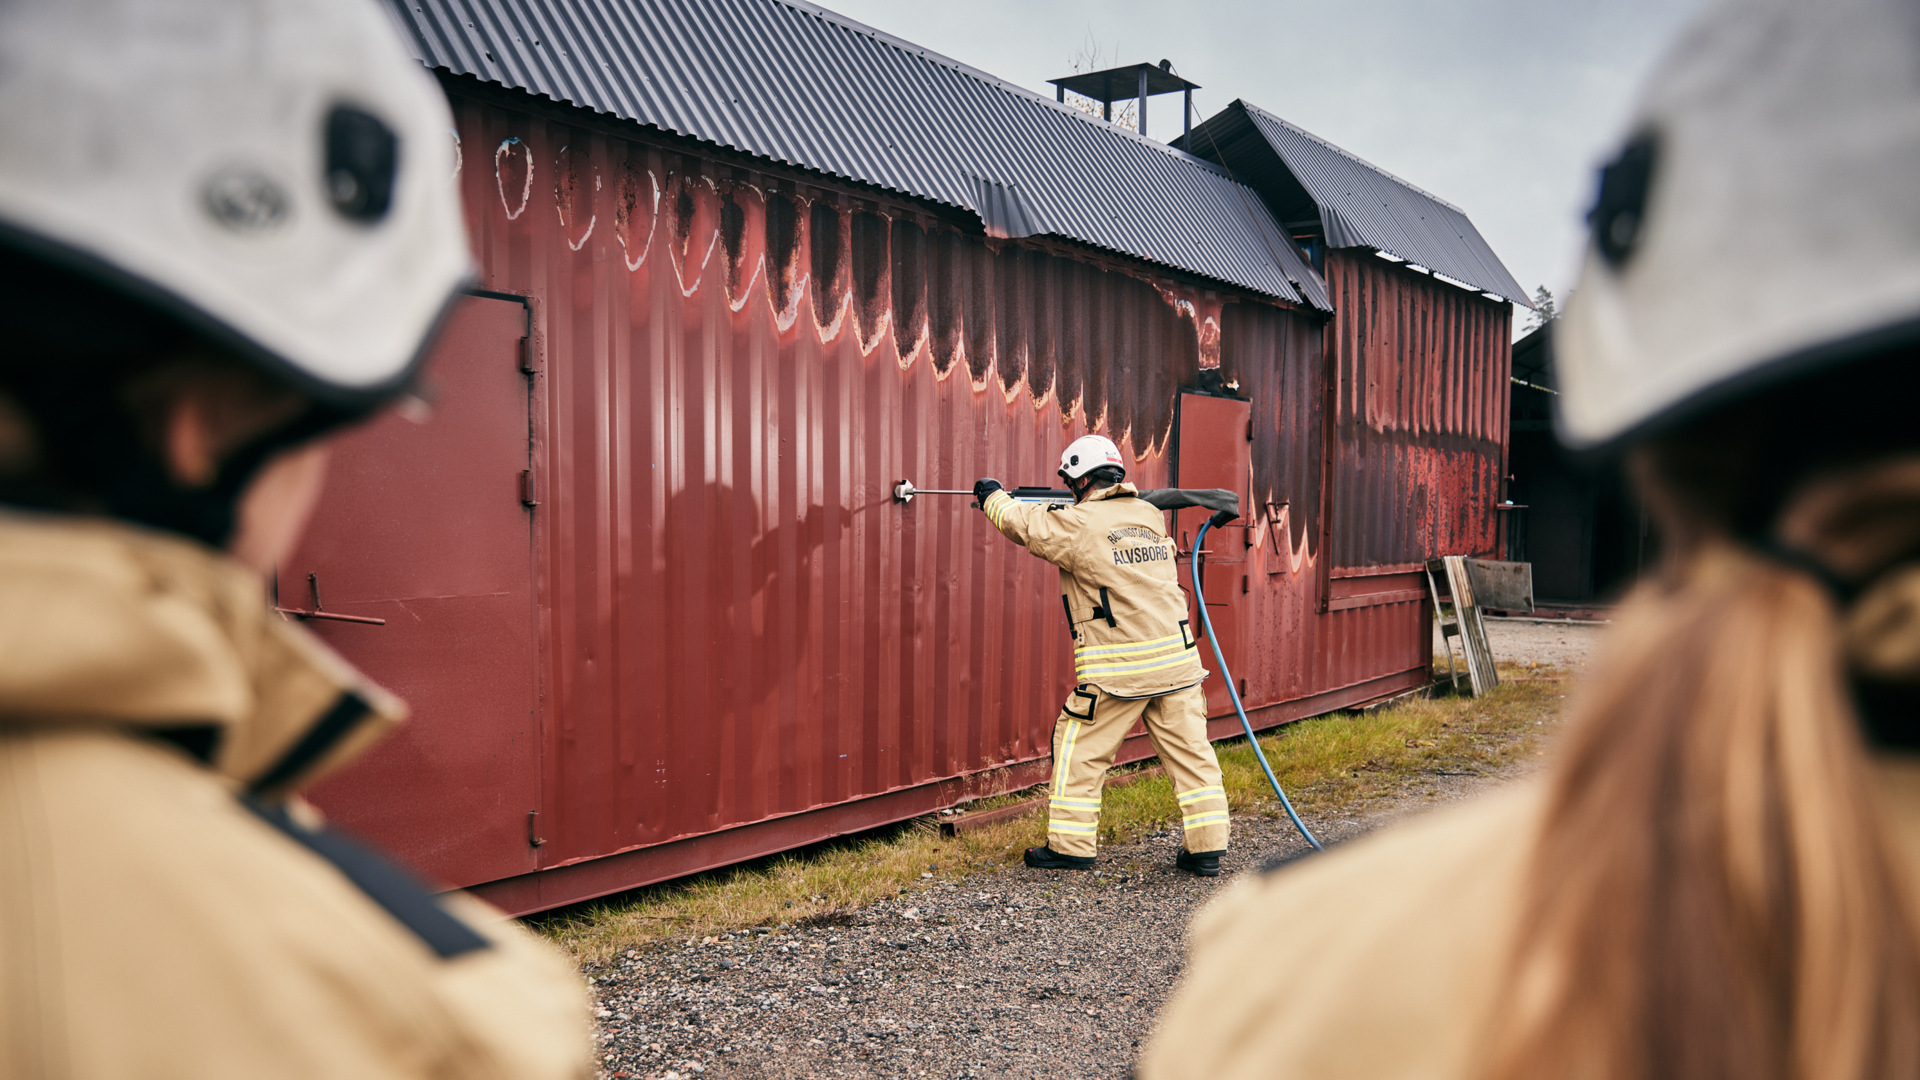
[1024,845,1095,871]
[1175,848,1225,877]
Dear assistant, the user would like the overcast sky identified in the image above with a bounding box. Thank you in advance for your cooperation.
[822,0,1704,319]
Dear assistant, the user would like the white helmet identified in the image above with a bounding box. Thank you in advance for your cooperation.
[1556,0,1920,450]
[0,0,472,409]
[1058,434,1126,482]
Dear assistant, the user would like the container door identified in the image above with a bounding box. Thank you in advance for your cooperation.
[280,294,539,890]
[1174,392,1252,717]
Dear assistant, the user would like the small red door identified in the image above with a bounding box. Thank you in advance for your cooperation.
[1174,392,1252,717]
[280,294,539,890]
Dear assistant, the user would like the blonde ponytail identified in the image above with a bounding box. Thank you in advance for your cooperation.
[1483,455,1920,1080]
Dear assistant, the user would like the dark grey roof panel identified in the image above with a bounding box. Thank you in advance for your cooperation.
[1185,101,1527,306]
[383,0,1329,309]
[968,176,1043,240]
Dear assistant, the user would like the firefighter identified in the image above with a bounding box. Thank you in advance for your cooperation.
[1140,0,1920,1077]
[975,434,1232,875]
[0,1,589,1075]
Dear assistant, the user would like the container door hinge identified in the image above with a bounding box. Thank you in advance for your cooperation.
[527,810,545,848]
[520,469,538,507]
[518,335,539,374]
[1246,419,1254,442]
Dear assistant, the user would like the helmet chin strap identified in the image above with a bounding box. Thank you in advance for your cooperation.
[104,403,346,549]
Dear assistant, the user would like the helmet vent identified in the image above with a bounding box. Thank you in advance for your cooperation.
[325,105,399,223]
[1590,131,1658,270]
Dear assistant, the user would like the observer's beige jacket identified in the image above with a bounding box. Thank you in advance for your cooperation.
[0,514,590,1079]
[984,482,1206,698]
[1138,759,1920,1080]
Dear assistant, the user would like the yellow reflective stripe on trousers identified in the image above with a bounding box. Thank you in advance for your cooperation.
[1048,819,1098,834]
[1073,632,1185,659]
[1182,810,1230,828]
[1176,786,1225,806]
[1076,650,1195,678]
[1054,719,1082,796]
[1048,796,1101,810]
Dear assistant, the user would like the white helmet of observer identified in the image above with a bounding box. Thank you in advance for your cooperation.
[0,0,473,409]
[1058,435,1126,482]
[1555,0,1920,450]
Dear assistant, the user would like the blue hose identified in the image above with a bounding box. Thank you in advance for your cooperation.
[1192,517,1322,851]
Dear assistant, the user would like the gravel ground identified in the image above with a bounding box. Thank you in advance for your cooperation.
[585,770,1519,1080]
[584,624,1595,1079]
[1439,615,1608,674]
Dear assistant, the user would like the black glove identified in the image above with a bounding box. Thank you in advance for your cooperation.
[973,478,1004,505]
[1208,507,1240,528]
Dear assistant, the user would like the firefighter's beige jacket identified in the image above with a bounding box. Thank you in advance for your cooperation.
[983,482,1205,698]
[1138,779,1536,1080]
[0,514,590,1079]
[1138,758,1920,1080]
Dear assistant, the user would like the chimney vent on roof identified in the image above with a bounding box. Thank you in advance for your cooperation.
[1047,62,1200,140]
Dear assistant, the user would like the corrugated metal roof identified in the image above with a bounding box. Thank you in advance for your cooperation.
[1181,101,1529,306]
[382,0,1329,309]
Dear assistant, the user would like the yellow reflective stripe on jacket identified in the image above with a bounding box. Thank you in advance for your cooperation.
[1182,810,1231,829]
[984,489,1014,529]
[1048,819,1099,834]
[1077,650,1196,678]
[1177,786,1225,806]
[1073,631,1185,659]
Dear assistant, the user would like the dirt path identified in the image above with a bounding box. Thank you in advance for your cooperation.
[1438,615,1609,675]
[586,764,1536,1079]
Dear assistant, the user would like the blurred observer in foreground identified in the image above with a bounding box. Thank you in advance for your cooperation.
[1141,0,1920,1077]
[0,1,589,1075]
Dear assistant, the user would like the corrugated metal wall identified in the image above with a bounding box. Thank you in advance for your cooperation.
[459,86,1210,873]
[1324,250,1511,569]
[302,84,1463,911]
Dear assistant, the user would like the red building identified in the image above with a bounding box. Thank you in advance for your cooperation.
[279,0,1526,914]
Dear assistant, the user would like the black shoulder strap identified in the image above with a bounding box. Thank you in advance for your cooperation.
[242,797,491,960]
[1090,586,1118,628]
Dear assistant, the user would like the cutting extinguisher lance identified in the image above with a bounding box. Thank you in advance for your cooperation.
[893,480,1071,506]
[1192,515,1323,852]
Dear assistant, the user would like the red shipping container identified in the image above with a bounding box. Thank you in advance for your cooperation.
[279,85,1506,914]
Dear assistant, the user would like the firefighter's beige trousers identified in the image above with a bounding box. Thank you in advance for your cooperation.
[1046,683,1230,858]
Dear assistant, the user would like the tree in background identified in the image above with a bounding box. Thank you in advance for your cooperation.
[1525,286,1559,332]
[1060,33,1138,130]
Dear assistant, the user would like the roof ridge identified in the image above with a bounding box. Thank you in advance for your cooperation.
[765,0,1230,173]
[1234,100,1468,216]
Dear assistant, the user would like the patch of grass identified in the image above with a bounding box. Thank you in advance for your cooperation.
[532,809,1039,964]
[532,667,1568,962]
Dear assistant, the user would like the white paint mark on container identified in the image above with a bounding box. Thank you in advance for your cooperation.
[495,137,532,220]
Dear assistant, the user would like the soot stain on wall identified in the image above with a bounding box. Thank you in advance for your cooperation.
[533,135,1334,524]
